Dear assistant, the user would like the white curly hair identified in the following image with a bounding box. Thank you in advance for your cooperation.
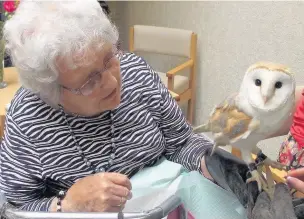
[4,0,119,108]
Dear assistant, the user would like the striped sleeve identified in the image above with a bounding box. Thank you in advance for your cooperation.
[0,114,54,211]
[147,63,213,172]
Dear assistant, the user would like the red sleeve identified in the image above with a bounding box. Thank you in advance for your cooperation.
[290,90,304,148]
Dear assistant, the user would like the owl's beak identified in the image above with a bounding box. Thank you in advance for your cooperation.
[263,96,269,104]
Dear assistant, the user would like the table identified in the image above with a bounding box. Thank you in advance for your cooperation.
[0,67,20,138]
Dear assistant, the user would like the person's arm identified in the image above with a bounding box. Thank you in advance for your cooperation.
[0,114,55,211]
[267,86,304,138]
[145,63,213,172]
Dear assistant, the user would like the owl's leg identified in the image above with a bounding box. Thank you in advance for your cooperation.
[264,165,275,200]
[252,147,277,200]
[246,166,268,193]
[247,165,275,200]
[241,150,267,192]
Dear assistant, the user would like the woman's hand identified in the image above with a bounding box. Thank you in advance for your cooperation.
[287,168,304,193]
[50,172,132,212]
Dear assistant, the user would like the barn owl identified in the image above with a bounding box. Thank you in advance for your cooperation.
[194,62,296,198]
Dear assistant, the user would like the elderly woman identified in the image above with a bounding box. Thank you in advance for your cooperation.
[0,0,213,213]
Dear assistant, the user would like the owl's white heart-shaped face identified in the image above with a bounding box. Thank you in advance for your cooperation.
[242,67,295,112]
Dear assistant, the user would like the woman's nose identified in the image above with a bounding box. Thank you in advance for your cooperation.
[100,70,117,90]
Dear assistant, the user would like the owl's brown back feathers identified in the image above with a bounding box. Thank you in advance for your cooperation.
[208,94,253,142]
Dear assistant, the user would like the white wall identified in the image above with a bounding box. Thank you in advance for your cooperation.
[108,1,304,160]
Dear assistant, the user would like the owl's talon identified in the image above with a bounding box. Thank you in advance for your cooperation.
[246,167,276,200]
[246,169,265,192]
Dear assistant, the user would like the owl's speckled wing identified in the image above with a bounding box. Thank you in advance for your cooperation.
[207,93,258,143]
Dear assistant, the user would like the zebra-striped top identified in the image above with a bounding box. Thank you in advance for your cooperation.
[0,52,212,211]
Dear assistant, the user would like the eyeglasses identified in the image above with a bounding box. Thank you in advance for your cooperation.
[61,50,119,96]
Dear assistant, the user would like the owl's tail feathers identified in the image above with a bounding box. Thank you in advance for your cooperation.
[193,123,210,133]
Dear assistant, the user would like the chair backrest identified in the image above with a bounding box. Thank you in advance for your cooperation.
[129,25,195,59]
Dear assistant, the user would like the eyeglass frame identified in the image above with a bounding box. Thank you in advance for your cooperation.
[60,49,120,96]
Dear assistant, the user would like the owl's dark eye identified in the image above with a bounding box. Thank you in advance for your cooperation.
[275,81,282,89]
[255,79,261,86]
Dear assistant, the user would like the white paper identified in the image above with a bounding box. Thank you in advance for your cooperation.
[123,176,182,219]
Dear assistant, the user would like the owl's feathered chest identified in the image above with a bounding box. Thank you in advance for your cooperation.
[236,95,294,137]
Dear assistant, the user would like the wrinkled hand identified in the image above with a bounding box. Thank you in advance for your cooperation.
[56,172,132,212]
[250,183,297,219]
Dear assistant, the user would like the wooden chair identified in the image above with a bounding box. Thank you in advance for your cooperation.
[0,115,5,140]
[129,25,197,124]
[0,67,20,141]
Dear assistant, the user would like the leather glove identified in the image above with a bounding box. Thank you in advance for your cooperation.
[204,148,258,210]
[204,147,297,219]
[293,197,304,219]
[251,183,296,219]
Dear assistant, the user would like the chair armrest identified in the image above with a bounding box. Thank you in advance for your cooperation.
[166,60,194,77]
[0,115,5,139]
[169,90,180,101]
